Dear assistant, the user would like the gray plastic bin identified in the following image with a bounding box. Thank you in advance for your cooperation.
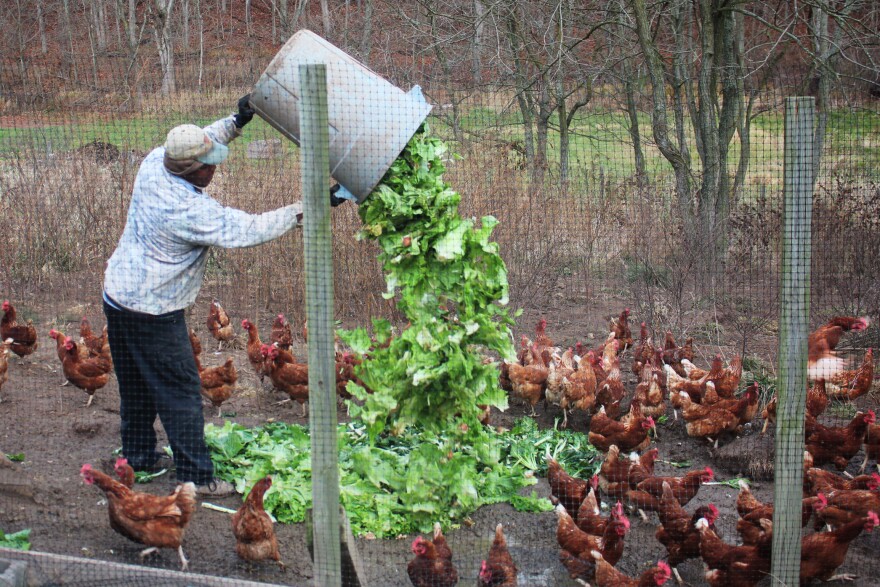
[251,29,432,203]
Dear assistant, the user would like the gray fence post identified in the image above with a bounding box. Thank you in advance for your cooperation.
[299,63,342,587]
[771,96,815,586]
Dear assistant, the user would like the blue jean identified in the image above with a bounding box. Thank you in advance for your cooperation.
[103,299,214,484]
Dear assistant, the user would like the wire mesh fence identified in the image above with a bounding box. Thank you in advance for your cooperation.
[1,3,880,586]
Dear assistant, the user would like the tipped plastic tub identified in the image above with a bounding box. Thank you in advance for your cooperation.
[250,29,432,203]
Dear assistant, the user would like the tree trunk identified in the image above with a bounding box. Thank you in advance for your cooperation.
[61,0,79,82]
[82,0,101,88]
[623,62,646,178]
[128,0,137,51]
[37,0,48,55]
[245,0,253,38]
[182,0,190,48]
[472,0,485,85]
[93,0,109,51]
[360,0,373,64]
[320,0,331,34]
[629,0,691,207]
[152,0,177,95]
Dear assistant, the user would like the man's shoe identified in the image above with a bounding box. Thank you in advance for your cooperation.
[195,479,236,498]
[134,453,174,474]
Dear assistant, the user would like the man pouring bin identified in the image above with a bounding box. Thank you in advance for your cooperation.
[102,95,350,497]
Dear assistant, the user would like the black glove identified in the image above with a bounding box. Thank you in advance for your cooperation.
[234,93,255,128]
[329,183,347,207]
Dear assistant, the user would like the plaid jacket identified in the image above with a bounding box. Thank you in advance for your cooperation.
[104,115,301,314]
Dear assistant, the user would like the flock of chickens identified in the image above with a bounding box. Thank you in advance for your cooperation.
[0,298,362,417]
[3,297,880,584]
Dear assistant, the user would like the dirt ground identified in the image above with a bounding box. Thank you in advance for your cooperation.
[0,293,878,586]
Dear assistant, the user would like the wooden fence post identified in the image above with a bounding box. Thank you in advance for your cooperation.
[300,63,341,587]
[770,96,815,586]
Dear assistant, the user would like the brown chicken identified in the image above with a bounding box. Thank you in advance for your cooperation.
[80,463,197,570]
[861,423,880,473]
[80,317,113,369]
[630,467,714,512]
[661,331,680,372]
[206,299,234,351]
[595,357,626,418]
[114,457,136,488]
[808,316,871,380]
[601,339,620,373]
[598,445,659,499]
[478,523,517,587]
[1,300,38,358]
[0,340,9,399]
[634,371,665,420]
[735,480,818,537]
[697,517,772,587]
[232,476,284,569]
[706,355,742,399]
[506,344,549,415]
[761,379,829,436]
[611,308,633,349]
[813,489,880,530]
[805,468,879,496]
[591,550,671,587]
[557,354,598,428]
[655,479,719,580]
[190,329,237,418]
[61,337,111,406]
[241,319,270,382]
[801,511,878,583]
[827,347,874,400]
[665,365,710,415]
[547,454,592,517]
[676,387,740,444]
[588,405,655,453]
[407,527,459,587]
[264,344,309,416]
[533,317,556,355]
[49,329,88,362]
[632,322,655,375]
[556,503,629,568]
[575,486,615,536]
[270,313,293,351]
[545,349,576,416]
[805,410,875,470]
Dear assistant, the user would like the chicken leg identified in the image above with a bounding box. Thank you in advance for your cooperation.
[178,545,189,571]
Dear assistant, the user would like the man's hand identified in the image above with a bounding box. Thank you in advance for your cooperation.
[329,183,348,207]
[234,94,255,128]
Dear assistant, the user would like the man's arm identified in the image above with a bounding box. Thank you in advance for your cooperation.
[171,194,303,249]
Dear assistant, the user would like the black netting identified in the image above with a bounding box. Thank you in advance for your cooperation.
[1,3,879,586]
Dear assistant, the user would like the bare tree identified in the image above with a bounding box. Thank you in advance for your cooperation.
[152,0,177,95]
[320,0,331,34]
[36,0,47,55]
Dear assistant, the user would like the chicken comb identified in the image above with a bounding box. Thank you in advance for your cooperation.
[703,466,714,480]
[114,457,128,469]
[815,493,828,509]
[708,503,719,520]
[241,319,250,328]
[277,313,286,321]
[656,561,672,576]
[867,511,879,528]
[80,463,92,474]
[613,501,624,517]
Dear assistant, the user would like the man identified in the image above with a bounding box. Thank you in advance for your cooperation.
[103,95,346,497]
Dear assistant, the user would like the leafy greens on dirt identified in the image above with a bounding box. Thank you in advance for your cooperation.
[0,528,31,550]
[206,418,598,537]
